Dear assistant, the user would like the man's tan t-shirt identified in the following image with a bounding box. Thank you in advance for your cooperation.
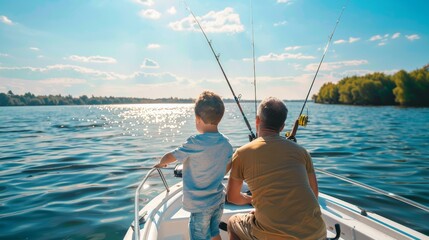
[230,135,326,240]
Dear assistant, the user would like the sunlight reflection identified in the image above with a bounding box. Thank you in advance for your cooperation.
[96,104,194,142]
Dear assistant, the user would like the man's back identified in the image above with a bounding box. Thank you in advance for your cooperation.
[230,135,326,239]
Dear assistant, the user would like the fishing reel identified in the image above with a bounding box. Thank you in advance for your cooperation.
[298,114,309,127]
[285,114,309,141]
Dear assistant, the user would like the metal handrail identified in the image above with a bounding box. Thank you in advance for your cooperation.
[134,167,170,240]
[315,168,429,213]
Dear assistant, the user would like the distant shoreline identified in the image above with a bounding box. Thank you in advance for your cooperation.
[0,91,305,106]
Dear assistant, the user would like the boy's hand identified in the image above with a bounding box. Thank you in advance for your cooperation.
[154,153,176,168]
[154,163,167,168]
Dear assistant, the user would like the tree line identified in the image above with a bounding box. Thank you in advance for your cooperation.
[0,91,195,106]
[0,91,257,106]
[313,64,429,106]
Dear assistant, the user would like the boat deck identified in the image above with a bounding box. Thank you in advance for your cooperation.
[124,181,428,240]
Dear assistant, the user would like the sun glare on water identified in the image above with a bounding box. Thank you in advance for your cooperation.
[94,104,195,142]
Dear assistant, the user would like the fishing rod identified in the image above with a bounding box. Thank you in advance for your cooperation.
[286,2,348,142]
[184,1,256,141]
[250,0,257,120]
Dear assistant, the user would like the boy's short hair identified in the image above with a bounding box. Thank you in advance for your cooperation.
[257,97,288,131]
[195,91,225,125]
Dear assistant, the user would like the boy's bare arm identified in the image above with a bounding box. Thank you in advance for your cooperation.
[154,153,177,168]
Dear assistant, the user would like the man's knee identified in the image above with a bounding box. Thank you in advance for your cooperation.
[227,215,239,237]
[227,213,258,240]
[227,215,235,232]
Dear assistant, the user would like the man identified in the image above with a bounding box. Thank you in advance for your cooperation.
[226,97,326,240]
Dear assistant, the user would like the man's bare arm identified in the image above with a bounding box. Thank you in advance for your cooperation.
[308,172,319,198]
[225,161,232,175]
[227,177,252,205]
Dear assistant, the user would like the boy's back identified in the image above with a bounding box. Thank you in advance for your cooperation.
[154,91,231,239]
[171,132,232,212]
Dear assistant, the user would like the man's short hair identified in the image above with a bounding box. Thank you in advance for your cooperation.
[195,91,225,125]
[257,97,288,131]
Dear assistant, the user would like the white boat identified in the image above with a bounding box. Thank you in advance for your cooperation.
[124,167,429,240]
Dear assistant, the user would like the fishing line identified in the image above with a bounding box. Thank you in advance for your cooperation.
[183,1,256,141]
[287,1,349,141]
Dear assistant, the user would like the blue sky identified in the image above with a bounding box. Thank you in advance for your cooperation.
[0,0,428,100]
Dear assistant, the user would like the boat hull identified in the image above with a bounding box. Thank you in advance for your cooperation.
[124,181,428,240]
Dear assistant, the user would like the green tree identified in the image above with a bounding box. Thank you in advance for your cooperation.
[0,93,10,106]
[28,98,43,106]
[392,70,416,106]
[316,82,339,103]
[409,67,429,106]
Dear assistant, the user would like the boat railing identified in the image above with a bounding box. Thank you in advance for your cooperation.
[316,168,429,213]
[133,167,170,240]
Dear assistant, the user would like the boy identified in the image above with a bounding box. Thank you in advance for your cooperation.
[155,91,233,240]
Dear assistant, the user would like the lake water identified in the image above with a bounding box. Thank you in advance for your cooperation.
[0,102,428,239]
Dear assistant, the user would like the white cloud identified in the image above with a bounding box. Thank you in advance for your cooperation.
[258,52,315,62]
[338,68,398,78]
[349,37,360,43]
[405,34,420,41]
[334,37,360,44]
[39,78,87,86]
[147,43,161,49]
[305,60,368,72]
[369,35,383,41]
[0,64,190,98]
[391,32,401,39]
[0,65,128,81]
[230,73,328,100]
[0,76,88,97]
[131,71,180,84]
[291,63,302,70]
[133,0,154,6]
[140,9,161,20]
[334,39,347,44]
[169,7,244,33]
[0,53,9,57]
[29,47,40,51]
[66,55,117,64]
[284,46,301,51]
[337,69,373,77]
[141,58,159,68]
[37,55,44,58]
[369,33,401,46]
[273,21,288,27]
[167,6,177,15]
[45,65,126,79]
[277,0,294,4]
[0,64,184,87]
[0,15,13,25]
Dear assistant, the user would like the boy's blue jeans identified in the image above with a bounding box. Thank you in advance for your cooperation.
[189,202,224,240]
